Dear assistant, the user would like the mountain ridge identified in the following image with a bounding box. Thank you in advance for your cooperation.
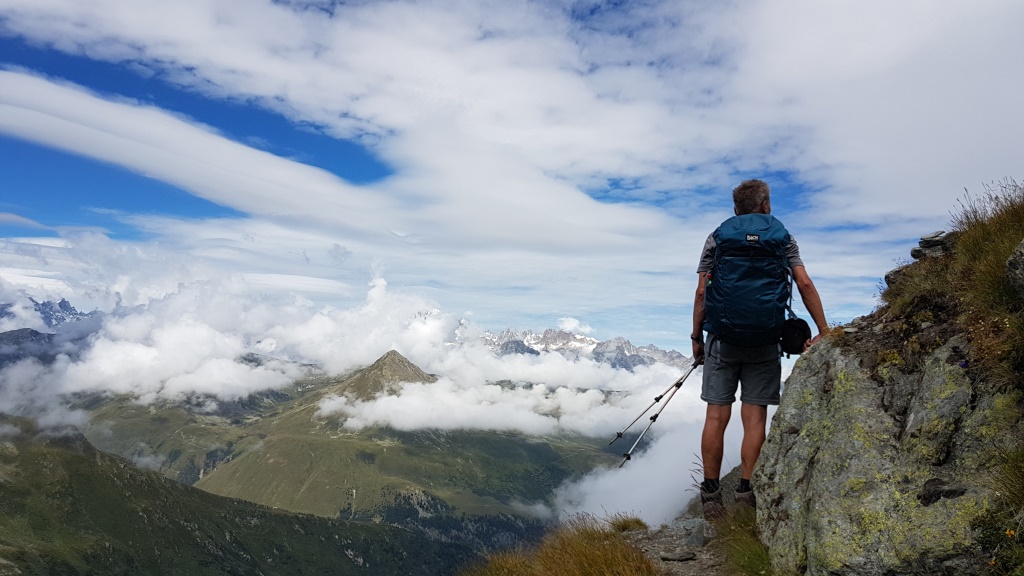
[0,416,477,575]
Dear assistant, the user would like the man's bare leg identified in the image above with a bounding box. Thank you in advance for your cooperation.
[701,404,732,481]
[739,402,768,480]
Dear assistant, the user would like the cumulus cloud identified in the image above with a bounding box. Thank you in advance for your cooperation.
[557,317,593,335]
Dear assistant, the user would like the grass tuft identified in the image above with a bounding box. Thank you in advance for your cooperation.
[979,443,1024,575]
[607,513,649,533]
[459,513,657,576]
[708,506,776,576]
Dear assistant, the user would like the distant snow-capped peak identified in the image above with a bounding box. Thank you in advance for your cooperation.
[481,328,690,371]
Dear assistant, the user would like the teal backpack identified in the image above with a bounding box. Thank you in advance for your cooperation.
[704,214,793,347]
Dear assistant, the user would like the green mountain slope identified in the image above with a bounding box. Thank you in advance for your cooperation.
[0,417,476,576]
[75,351,616,543]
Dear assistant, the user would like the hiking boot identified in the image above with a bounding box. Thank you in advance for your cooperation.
[734,489,756,508]
[700,488,725,521]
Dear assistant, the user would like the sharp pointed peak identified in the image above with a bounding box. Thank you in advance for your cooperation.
[341,350,437,401]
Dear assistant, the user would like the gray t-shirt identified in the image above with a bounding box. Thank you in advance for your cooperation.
[696,233,804,273]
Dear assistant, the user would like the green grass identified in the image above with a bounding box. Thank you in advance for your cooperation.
[0,417,478,575]
[708,506,775,576]
[979,443,1024,575]
[459,514,657,576]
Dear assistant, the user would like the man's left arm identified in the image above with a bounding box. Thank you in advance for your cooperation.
[791,265,828,349]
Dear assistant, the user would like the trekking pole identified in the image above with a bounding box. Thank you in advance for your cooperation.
[608,362,698,446]
[616,361,698,468]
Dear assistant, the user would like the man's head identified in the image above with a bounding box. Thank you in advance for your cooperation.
[733,179,771,215]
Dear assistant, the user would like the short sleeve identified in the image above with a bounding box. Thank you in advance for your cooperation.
[787,236,804,268]
[697,234,715,273]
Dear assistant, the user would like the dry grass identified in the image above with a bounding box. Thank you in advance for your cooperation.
[880,179,1024,390]
[460,514,657,576]
[607,513,650,533]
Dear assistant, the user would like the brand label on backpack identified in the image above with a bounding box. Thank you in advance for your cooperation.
[745,234,760,243]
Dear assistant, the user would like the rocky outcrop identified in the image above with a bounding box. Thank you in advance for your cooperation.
[1008,238,1024,298]
[911,230,959,259]
[754,331,1008,575]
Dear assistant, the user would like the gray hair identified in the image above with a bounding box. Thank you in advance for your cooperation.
[733,179,771,215]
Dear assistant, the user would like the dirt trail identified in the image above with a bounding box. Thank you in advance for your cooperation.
[625,523,723,576]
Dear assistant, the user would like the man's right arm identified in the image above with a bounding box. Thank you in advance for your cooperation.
[791,265,828,349]
[692,272,707,364]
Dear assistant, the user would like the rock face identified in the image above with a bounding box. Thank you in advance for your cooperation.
[755,335,1002,575]
[1008,238,1024,298]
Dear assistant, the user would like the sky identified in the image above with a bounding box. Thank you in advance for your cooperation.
[1,0,1023,524]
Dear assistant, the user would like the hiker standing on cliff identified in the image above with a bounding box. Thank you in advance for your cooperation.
[691,179,828,516]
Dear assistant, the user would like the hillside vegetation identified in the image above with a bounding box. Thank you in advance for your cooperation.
[74,350,617,551]
[0,417,476,575]
[875,181,1024,573]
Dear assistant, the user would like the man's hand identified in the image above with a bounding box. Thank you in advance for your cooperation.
[803,332,826,352]
[692,339,705,365]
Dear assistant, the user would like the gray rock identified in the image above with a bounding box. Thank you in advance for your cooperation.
[1007,238,1024,298]
[919,230,949,247]
[911,230,960,260]
[660,548,697,562]
[685,529,705,548]
[670,517,710,547]
[754,338,993,576]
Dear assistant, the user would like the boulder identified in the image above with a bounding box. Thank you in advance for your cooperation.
[1007,238,1024,298]
[755,337,996,576]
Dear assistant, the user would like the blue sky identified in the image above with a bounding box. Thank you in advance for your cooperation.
[2,0,1023,351]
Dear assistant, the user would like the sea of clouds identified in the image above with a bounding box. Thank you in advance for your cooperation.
[0,269,787,524]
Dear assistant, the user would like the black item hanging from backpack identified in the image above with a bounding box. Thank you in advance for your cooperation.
[780,316,812,357]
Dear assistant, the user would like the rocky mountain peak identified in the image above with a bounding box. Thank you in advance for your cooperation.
[341,350,438,401]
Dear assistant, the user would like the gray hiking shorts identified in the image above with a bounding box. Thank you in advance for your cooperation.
[701,334,781,406]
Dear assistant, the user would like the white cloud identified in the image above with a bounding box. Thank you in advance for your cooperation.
[557,317,593,335]
[2,0,1014,348]
[0,213,48,229]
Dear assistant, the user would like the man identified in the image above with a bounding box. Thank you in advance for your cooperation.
[691,179,827,515]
